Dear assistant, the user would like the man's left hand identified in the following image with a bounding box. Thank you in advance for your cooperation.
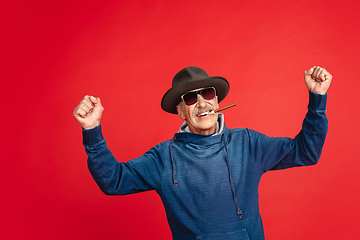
[304,66,332,95]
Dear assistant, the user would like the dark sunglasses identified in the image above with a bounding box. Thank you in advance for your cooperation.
[180,87,217,105]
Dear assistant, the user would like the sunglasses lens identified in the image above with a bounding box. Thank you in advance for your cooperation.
[201,87,216,100]
[183,92,198,105]
[181,87,216,105]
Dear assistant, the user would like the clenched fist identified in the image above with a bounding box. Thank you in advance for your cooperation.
[73,95,104,129]
[304,66,332,95]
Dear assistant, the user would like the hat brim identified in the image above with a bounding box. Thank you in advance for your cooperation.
[161,76,229,114]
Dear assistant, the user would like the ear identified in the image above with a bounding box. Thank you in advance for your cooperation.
[176,104,185,120]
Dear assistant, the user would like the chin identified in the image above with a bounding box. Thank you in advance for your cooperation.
[196,121,217,131]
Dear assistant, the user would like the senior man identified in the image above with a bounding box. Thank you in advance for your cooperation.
[73,66,332,240]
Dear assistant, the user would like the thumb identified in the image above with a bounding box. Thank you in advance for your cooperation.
[89,96,104,116]
[90,96,104,111]
[90,95,100,105]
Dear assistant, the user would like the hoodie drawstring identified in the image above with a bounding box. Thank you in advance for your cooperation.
[222,134,243,220]
[170,137,178,187]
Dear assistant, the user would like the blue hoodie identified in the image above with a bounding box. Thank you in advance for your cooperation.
[83,92,328,240]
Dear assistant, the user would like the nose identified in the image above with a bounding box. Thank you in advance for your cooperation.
[196,94,207,108]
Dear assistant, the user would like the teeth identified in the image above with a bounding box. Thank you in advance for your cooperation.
[197,110,215,117]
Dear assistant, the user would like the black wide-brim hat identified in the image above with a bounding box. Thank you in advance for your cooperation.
[161,66,229,114]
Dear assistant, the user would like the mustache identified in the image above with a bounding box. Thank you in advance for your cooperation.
[193,105,216,117]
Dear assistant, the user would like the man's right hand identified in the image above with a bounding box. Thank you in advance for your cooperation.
[73,95,104,130]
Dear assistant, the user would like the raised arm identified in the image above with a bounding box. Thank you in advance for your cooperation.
[73,96,164,195]
[249,66,332,172]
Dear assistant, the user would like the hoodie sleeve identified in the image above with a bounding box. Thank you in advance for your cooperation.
[82,124,165,195]
[248,91,328,172]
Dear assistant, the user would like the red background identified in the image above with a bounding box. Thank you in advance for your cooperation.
[1,0,360,239]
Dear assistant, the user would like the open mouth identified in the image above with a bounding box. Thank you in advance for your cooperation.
[197,110,215,117]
